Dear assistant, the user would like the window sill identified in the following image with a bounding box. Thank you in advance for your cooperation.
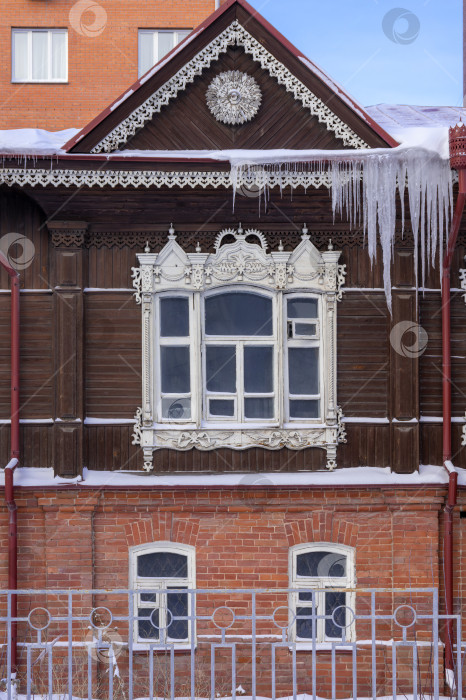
[11,80,69,84]
[132,642,196,652]
[290,643,354,653]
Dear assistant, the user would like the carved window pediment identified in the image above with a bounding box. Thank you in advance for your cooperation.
[131,226,346,471]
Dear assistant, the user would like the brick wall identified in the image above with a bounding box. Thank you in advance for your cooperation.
[0,0,215,130]
[0,484,452,696]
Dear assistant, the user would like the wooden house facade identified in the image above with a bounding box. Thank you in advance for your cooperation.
[0,0,466,696]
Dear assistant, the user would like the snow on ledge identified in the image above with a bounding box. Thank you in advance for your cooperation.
[0,465,456,489]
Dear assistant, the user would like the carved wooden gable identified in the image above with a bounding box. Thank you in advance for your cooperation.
[65,0,396,155]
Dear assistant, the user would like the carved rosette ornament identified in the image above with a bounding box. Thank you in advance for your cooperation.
[131,225,346,472]
[206,71,261,125]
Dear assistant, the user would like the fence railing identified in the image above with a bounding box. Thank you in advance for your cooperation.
[0,587,462,700]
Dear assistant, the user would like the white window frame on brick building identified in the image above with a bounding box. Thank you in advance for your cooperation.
[131,226,347,471]
[138,29,192,78]
[11,28,68,83]
[289,543,355,644]
[130,542,196,646]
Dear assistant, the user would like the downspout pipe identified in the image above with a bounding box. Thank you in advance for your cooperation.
[443,125,466,676]
[0,250,20,673]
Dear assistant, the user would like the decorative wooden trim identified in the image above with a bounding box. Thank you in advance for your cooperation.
[460,259,466,303]
[51,231,86,248]
[0,167,331,190]
[83,229,417,252]
[91,20,368,153]
[131,225,346,472]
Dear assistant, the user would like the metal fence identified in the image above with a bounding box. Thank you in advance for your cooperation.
[0,587,462,700]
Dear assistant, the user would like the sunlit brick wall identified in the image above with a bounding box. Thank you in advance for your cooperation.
[0,0,215,130]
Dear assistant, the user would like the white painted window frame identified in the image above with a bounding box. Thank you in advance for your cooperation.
[131,228,347,470]
[138,29,191,78]
[283,292,322,424]
[11,28,68,83]
[289,542,355,644]
[129,541,196,646]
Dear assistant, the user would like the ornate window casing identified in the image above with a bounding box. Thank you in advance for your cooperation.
[132,226,346,471]
[289,543,355,644]
[129,542,195,645]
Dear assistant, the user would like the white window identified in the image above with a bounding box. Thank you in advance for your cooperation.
[155,289,321,426]
[132,227,346,470]
[130,542,195,644]
[138,29,191,77]
[12,29,67,83]
[289,543,355,643]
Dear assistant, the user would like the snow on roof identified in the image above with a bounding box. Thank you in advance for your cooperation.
[0,464,458,489]
[0,128,80,155]
[366,104,466,131]
[0,106,463,158]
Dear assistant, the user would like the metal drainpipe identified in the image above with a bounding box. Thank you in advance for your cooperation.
[443,125,466,676]
[0,250,20,673]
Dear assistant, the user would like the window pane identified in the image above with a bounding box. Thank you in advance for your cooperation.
[51,31,66,80]
[296,551,347,578]
[138,607,159,640]
[244,397,274,419]
[288,348,319,395]
[140,593,158,603]
[296,606,314,640]
[295,323,317,336]
[138,31,154,76]
[161,346,190,393]
[167,588,188,639]
[289,399,319,419]
[209,399,234,417]
[157,31,174,60]
[288,297,318,319]
[160,297,189,337]
[206,346,236,392]
[325,591,346,639]
[161,397,191,420]
[205,293,272,336]
[13,32,28,81]
[244,346,273,393]
[138,551,188,578]
[32,31,48,80]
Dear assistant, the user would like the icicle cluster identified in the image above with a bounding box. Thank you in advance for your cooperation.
[231,148,453,309]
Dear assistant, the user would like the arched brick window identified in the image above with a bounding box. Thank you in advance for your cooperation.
[130,542,195,645]
[289,543,355,643]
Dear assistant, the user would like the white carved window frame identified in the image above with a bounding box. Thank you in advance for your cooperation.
[131,226,347,471]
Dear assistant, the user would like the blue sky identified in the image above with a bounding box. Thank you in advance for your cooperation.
[246,0,462,107]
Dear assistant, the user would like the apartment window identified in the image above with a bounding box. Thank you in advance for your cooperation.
[130,542,195,644]
[12,29,67,83]
[289,543,355,643]
[138,29,191,77]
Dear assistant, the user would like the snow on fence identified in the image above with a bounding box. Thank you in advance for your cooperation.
[0,588,462,700]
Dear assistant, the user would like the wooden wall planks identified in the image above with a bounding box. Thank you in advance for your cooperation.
[84,293,142,417]
[125,47,348,152]
[0,186,465,474]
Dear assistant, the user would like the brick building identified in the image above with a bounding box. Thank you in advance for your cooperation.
[0,0,217,130]
[0,0,466,698]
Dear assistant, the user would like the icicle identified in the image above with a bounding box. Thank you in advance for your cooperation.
[229,147,452,310]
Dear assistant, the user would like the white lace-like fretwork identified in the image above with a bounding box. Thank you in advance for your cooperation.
[90,20,368,153]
